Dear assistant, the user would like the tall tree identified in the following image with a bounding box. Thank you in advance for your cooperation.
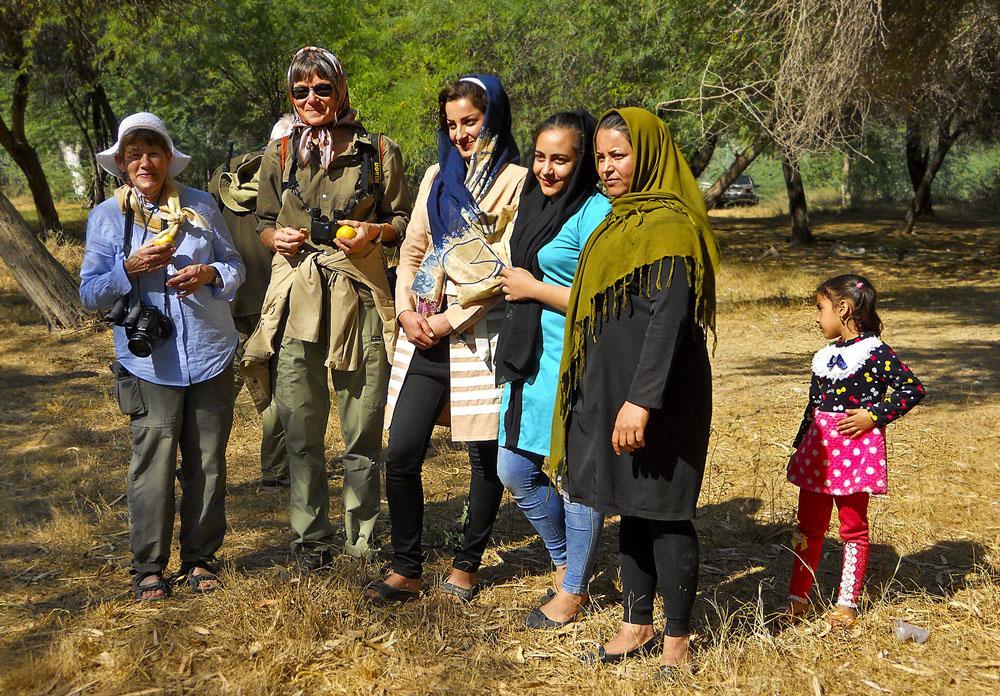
[904,115,932,215]
[658,1,885,229]
[0,1,62,235]
[781,151,813,244]
[878,1,1000,233]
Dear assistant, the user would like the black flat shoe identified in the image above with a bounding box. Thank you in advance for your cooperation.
[524,606,577,629]
[365,580,420,606]
[578,632,661,664]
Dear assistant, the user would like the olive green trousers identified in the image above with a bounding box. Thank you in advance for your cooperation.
[272,293,389,560]
[120,365,234,576]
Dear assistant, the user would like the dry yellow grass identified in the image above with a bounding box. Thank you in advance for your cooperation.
[0,205,997,695]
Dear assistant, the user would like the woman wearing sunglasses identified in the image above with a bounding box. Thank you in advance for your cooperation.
[241,46,411,568]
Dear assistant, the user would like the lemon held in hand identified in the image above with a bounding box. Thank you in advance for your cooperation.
[336,224,357,240]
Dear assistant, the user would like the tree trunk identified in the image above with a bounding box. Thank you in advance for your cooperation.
[841,151,852,209]
[0,72,63,236]
[687,132,718,179]
[905,117,933,216]
[782,151,814,245]
[902,118,962,234]
[2,139,63,236]
[0,190,89,329]
[703,134,768,210]
[90,84,119,206]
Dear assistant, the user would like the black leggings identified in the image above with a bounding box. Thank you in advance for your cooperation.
[385,340,503,578]
[619,516,699,636]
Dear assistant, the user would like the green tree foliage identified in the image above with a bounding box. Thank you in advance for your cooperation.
[3,0,997,224]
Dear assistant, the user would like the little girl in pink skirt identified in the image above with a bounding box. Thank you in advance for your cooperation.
[784,274,925,627]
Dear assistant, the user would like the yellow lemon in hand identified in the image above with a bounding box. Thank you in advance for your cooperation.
[336,224,357,240]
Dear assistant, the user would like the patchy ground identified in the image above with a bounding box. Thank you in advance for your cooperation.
[0,202,997,694]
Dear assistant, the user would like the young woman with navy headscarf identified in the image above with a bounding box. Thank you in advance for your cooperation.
[369,75,527,605]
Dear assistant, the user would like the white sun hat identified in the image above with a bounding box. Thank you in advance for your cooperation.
[96,112,191,177]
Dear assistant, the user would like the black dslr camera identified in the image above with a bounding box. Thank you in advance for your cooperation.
[308,207,345,246]
[108,296,174,358]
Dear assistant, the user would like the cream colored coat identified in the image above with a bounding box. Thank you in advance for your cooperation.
[385,162,527,441]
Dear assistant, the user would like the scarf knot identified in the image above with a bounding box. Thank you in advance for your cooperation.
[156,195,210,240]
[114,181,209,244]
[412,74,520,315]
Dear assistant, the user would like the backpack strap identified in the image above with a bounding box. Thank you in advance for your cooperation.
[279,136,289,180]
[372,132,384,198]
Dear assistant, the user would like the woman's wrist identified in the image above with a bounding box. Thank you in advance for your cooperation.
[260,227,277,252]
[367,222,392,243]
[206,264,222,287]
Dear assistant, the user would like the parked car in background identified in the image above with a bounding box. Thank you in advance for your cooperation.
[719,174,759,207]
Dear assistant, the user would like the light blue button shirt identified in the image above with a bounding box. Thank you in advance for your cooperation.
[80,185,245,386]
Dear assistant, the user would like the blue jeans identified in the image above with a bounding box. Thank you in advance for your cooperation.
[497,447,604,595]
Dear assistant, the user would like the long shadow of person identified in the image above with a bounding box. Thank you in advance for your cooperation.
[868,538,994,603]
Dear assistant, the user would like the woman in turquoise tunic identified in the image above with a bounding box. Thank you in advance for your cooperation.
[494,111,611,628]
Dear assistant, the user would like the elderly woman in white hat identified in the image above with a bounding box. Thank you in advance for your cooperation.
[80,112,245,601]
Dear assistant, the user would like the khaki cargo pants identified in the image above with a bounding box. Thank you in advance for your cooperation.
[272,290,389,559]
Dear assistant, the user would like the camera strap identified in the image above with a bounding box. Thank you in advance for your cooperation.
[122,191,170,316]
[122,194,140,310]
[281,130,383,222]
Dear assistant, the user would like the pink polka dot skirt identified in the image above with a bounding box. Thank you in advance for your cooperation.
[788,409,888,496]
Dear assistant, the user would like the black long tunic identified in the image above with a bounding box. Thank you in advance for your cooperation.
[563,256,712,521]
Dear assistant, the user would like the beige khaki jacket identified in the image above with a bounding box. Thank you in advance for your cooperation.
[240,127,409,411]
[386,162,527,441]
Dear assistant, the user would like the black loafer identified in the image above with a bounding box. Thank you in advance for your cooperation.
[578,632,661,664]
[524,606,576,629]
[365,580,420,606]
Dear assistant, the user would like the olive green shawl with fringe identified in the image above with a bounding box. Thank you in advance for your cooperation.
[547,107,721,476]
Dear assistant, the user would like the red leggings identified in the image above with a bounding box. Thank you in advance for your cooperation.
[789,489,870,608]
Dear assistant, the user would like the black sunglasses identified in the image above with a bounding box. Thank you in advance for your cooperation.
[291,83,335,100]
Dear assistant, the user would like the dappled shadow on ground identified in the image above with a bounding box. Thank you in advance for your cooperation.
[713,208,999,285]
[681,496,993,644]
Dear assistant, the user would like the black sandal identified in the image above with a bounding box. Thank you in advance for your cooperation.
[578,632,662,664]
[132,572,172,601]
[365,580,420,606]
[178,562,223,594]
[439,580,480,603]
[538,587,556,605]
[657,660,696,682]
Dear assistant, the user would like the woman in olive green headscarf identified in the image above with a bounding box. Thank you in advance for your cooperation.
[551,108,719,673]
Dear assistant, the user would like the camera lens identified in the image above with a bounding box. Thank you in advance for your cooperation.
[128,336,154,358]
